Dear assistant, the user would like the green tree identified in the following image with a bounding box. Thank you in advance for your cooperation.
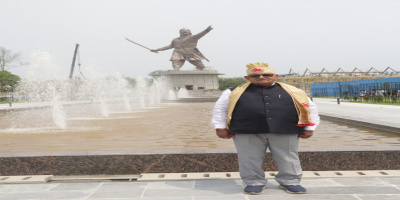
[218,77,247,90]
[0,71,21,91]
[0,47,25,71]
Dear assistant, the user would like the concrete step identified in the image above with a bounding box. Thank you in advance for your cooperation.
[3,170,398,183]
[0,175,53,184]
[138,170,400,181]
[52,175,141,182]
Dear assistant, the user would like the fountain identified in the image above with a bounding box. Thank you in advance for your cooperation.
[0,51,174,132]
[176,87,191,98]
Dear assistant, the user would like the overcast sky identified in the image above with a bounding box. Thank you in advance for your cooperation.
[2,0,400,79]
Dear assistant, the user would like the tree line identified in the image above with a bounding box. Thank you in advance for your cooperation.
[0,47,22,93]
[218,77,247,90]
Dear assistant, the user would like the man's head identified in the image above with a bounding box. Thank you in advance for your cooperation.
[179,28,192,36]
[244,62,279,87]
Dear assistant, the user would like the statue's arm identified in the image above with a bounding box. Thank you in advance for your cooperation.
[193,25,213,40]
[157,43,174,51]
[150,41,174,53]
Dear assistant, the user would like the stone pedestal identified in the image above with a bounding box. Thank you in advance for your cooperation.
[149,69,224,91]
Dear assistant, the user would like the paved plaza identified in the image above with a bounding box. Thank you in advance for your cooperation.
[0,177,399,200]
[312,98,400,133]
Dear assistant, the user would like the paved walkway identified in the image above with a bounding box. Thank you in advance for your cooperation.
[0,177,399,200]
[312,98,400,133]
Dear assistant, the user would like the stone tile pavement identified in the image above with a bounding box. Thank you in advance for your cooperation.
[0,177,399,200]
[312,98,400,133]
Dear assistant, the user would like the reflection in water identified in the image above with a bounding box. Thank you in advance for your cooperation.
[0,102,399,153]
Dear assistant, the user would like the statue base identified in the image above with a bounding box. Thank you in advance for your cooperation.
[149,68,224,91]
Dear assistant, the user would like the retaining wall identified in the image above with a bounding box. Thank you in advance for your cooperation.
[1,148,399,176]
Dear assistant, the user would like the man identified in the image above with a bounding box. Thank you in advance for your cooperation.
[211,62,320,195]
[150,26,213,70]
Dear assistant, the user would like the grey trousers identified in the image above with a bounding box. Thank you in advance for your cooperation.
[233,133,302,186]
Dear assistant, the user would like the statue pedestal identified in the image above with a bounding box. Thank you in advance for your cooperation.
[149,68,224,91]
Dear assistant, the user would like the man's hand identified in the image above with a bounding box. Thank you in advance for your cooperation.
[207,25,213,31]
[150,49,158,53]
[299,130,313,139]
[216,128,232,139]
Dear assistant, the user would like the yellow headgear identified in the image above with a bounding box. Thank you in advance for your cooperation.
[246,62,275,75]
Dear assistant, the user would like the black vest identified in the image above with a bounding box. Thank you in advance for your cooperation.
[229,84,304,134]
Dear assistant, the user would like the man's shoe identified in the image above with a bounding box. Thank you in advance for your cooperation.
[279,185,307,194]
[244,185,266,195]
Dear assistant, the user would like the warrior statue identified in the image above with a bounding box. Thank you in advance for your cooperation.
[150,26,213,70]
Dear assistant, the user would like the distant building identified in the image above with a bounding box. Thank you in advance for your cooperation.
[311,77,400,97]
[149,69,224,91]
[279,67,400,95]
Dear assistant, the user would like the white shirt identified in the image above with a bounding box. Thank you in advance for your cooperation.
[211,88,320,131]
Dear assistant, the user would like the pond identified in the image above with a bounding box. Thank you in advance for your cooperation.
[0,102,399,153]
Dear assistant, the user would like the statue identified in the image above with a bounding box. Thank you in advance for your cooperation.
[150,26,213,70]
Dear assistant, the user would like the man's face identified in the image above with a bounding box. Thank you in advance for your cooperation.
[245,72,279,87]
